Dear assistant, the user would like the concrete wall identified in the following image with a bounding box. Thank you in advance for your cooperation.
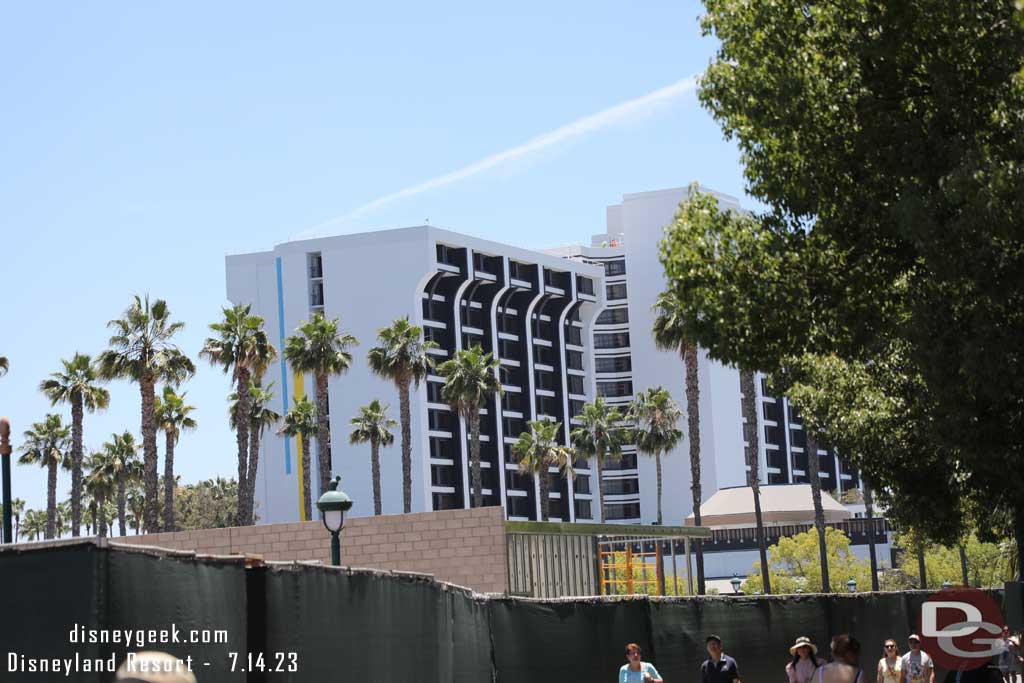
[117,506,509,594]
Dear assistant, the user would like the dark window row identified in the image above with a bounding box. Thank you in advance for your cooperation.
[605,502,641,520]
[567,350,584,370]
[594,332,630,349]
[567,374,585,395]
[602,477,640,496]
[308,252,323,279]
[596,307,629,325]
[535,370,557,391]
[595,355,631,373]
[577,276,595,296]
[606,283,628,300]
[597,380,633,398]
[604,259,626,276]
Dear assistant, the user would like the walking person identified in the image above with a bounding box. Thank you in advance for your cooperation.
[788,636,826,683]
[619,643,663,683]
[818,634,864,683]
[901,635,934,683]
[702,634,741,683]
[996,626,1022,683]
[878,639,902,683]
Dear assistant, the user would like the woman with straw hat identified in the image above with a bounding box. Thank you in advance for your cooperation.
[788,637,826,683]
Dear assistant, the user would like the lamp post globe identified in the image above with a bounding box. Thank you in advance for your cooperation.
[847,578,857,593]
[730,575,741,594]
[316,475,353,566]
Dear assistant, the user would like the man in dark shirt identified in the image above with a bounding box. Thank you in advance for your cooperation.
[702,634,742,683]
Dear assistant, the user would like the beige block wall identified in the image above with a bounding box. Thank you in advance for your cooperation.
[116,506,509,594]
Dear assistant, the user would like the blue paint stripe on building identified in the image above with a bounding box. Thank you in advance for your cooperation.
[276,256,292,475]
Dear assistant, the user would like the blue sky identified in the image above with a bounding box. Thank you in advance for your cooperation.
[0,1,746,516]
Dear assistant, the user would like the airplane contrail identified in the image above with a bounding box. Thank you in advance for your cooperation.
[304,75,699,236]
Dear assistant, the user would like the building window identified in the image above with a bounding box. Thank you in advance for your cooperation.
[503,417,526,439]
[507,495,534,518]
[762,400,783,424]
[605,502,641,520]
[536,395,559,418]
[431,465,458,487]
[535,370,557,391]
[567,374,585,395]
[499,339,521,359]
[606,283,628,301]
[428,409,453,432]
[596,380,633,398]
[790,429,807,450]
[596,308,629,325]
[595,355,631,373]
[426,381,445,404]
[424,326,448,347]
[601,478,640,496]
[594,332,630,349]
[309,280,324,308]
[604,260,626,276]
[565,326,583,346]
[308,252,323,279]
[574,499,592,520]
[534,344,556,365]
[569,399,585,419]
[566,350,584,370]
[432,492,459,510]
[574,476,590,495]
[436,243,461,268]
[576,276,595,296]
[502,392,523,413]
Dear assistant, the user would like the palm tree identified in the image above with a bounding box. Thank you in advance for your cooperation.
[653,289,706,593]
[201,303,276,526]
[0,355,8,376]
[277,396,317,520]
[155,386,197,530]
[56,500,72,538]
[739,369,771,594]
[40,353,110,537]
[284,312,357,506]
[10,498,25,542]
[368,317,438,513]
[569,398,625,524]
[127,484,145,534]
[862,477,880,591]
[96,295,195,533]
[438,346,502,508]
[230,381,281,525]
[84,450,116,538]
[18,414,71,539]
[22,509,46,541]
[349,400,397,515]
[628,387,683,526]
[805,429,831,591]
[513,419,575,521]
[98,432,141,536]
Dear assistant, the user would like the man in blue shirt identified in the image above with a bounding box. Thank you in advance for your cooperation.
[702,634,741,683]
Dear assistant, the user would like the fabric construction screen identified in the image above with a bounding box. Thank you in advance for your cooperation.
[0,543,1010,683]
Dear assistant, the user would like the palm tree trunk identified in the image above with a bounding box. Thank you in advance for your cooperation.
[14,514,20,543]
[163,430,175,531]
[596,445,606,523]
[246,422,260,525]
[469,405,482,507]
[97,494,107,538]
[315,372,332,504]
[140,376,160,533]
[300,433,312,521]
[740,369,771,594]
[118,480,127,537]
[917,546,928,589]
[371,439,382,516]
[70,396,83,537]
[684,344,705,594]
[399,379,412,513]
[538,462,550,521]
[864,483,879,591]
[46,459,58,540]
[806,431,831,591]
[655,451,663,526]
[959,544,969,586]
[234,369,251,526]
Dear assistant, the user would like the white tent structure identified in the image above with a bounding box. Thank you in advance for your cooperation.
[684,484,852,529]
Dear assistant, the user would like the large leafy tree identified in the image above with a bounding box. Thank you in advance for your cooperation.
[512,419,575,521]
[97,431,141,536]
[154,387,196,531]
[201,303,276,526]
[652,291,707,593]
[348,399,397,516]
[18,414,70,539]
[277,396,318,520]
[438,345,502,508]
[661,0,1024,572]
[39,353,110,537]
[96,296,194,533]
[230,381,281,525]
[174,477,240,530]
[627,387,682,526]
[283,313,357,507]
[569,398,625,524]
[367,317,438,513]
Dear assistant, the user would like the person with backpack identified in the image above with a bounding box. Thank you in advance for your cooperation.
[817,634,864,683]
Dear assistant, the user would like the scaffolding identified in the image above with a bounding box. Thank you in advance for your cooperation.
[598,535,694,596]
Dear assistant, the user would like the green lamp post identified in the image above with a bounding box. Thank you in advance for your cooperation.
[315,475,353,566]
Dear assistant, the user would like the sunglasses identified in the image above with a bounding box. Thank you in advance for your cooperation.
[885,645,896,650]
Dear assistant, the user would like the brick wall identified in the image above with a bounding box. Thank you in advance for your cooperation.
[116,506,509,594]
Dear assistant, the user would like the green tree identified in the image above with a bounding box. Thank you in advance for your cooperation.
[438,346,502,508]
[39,353,110,537]
[283,312,357,507]
[367,317,438,513]
[652,290,707,593]
[628,387,682,526]
[230,381,280,525]
[21,509,45,542]
[744,527,875,594]
[277,396,317,520]
[18,414,70,539]
[174,478,240,531]
[512,419,575,521]
[201,303,276,526]
[660,0,1024,575]
[98,431,141,536]
[569,398,625,524]
[155,385,197,530]
[348,399,397,516]
[84,450,116,538]
[97,295,195,533]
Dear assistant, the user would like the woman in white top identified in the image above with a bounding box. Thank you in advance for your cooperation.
[878,639,902,683]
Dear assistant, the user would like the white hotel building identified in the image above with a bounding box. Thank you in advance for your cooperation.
[226,185,863,528]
